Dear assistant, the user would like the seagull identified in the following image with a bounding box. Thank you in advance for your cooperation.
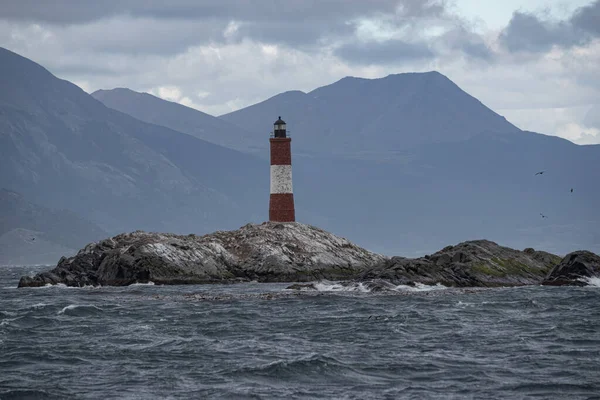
[535,171,545,176]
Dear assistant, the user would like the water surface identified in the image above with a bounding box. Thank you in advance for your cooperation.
[1,265,599,399]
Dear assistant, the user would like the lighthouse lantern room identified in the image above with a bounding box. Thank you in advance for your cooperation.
[269,116,295,222]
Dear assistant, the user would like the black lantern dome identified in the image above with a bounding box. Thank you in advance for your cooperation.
[274,116,287,138]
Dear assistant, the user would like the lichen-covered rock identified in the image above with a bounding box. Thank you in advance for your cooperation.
[357,240,561,287]
[542,251,600,286]
[18,222,385,287]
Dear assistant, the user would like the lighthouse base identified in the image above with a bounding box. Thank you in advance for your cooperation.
[269,193,295,222]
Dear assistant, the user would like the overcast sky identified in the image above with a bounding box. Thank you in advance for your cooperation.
[1,0,599,144]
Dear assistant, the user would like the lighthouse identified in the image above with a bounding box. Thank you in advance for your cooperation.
[269,116,295,222]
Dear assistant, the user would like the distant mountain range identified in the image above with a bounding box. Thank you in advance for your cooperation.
[1,46,599,263]
[92,88,257,152]
[0,47,266,243]
[219,72,520,156]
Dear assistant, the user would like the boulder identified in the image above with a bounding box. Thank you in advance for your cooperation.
[542,251,600,286]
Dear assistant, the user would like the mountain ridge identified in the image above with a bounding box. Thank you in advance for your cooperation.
[219,70,521,155]
[2,47,598,259]
[92,87,256,151]
[0,46,266,238]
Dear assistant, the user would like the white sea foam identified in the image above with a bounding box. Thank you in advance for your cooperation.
[312,282,371,293]
[29,283,69,289]
[583,276,600,287]
[392,283,448,292]
[29,283,100,290]
[0,317,20,326]
[129,281,155,286]
[311,281,448,293]
[58,304,103,315]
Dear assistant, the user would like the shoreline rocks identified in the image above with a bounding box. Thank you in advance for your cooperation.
[17,222,385,287]
[542,251,600,286]
[357,240,562,288]
[17,223,598,288]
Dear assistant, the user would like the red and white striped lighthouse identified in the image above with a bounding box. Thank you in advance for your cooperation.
[269,116,295,222]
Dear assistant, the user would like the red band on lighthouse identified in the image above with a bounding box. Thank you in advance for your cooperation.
[269,117,295,222]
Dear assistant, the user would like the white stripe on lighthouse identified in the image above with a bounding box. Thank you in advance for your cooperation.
[270,165,293,194]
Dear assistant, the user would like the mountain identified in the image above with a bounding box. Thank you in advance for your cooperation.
[219,72,520,155]
[0,189,106,265]
[86,66,599,256]
[92,88,256,152]
[291,131,599,256]
[2,47,598,260]
[0,47,266,238]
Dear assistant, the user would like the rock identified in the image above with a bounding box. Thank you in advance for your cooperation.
[542,251,600,286]
[358,240,561,287]
[286,283,318,290]
[18,222,385,287]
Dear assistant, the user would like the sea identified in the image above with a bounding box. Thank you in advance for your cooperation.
[1,265,599,400]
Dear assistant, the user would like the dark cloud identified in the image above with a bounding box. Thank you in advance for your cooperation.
[60,18,229,56]
[235,20,355,48]
[334,40,435,65]
[439,27,494,61]
[0,0,401,24]
[499,0,600,53]
[571,0,600,36]
[0,0,450,49]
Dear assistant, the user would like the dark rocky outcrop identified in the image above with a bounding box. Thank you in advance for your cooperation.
[542,251,600,286]
[18,222,385,287]
[19,223,576,289]
[356,240,562,288]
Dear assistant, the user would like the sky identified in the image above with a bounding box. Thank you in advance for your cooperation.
[0,0,599,144]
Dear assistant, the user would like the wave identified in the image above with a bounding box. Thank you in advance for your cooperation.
[303,280,449,293]
[28,283,102,290]
[128,281,155,286]
[229,353,358,379]
[392,282,448,292]
[312,281,371,293]
[57,304,104,316]
[0,389,61,399]
[0,317,21,327]
[583,276,600,287]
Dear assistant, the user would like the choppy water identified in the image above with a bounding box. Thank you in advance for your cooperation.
[1,265,599,399]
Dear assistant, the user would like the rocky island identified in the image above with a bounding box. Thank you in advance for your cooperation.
[18,222,385,287]
[17,222,600,288]
[542,251,600,286]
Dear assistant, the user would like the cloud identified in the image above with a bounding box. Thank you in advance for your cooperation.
[584,104,600,128]
[334,40,435,65]
[0,0,598,145]
[0,1,427,25]
[437,26,494,61]
[499,0,600,53]
[571,0,600,36]
[556,122,600,144]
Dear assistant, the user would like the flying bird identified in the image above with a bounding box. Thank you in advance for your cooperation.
[535,171,545,176]
[540,213,547,219]
[570,188,573,193]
